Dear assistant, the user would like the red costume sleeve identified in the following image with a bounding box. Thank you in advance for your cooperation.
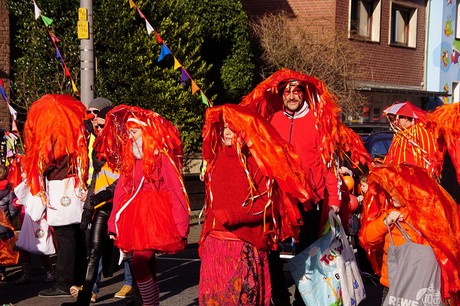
[160,154,190,238]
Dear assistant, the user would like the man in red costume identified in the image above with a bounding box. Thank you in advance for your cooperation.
[269,79,340,306]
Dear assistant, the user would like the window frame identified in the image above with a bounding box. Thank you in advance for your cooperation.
[349,0,381,42]
[390,3,417,48]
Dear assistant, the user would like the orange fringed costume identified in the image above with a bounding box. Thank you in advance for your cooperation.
[359,165,460,302]
[0,209,19,266]
[22,94,88,195]
[95,105,184,178]
[202,104,315,245]
[427,102,460,185]
[239,68,372,170]
[384,122,443,177]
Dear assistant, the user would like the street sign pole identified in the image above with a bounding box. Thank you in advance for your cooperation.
[79,0,94,107]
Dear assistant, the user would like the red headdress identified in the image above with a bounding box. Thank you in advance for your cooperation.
[94,105,184,184]
[23,94,88,195]
[240,68,371,169]
[360,165,460,300]
[203,104,317,243]
[427,102,460,185]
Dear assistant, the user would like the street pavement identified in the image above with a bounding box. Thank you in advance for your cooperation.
[0,212,383,306]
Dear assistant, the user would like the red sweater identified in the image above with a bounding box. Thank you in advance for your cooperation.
[270,105,340,207]
[200,146,270,250]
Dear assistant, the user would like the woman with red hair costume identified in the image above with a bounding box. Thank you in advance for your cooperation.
[198,104,315,305]
[359,165,460,304]
[95,105,190,306]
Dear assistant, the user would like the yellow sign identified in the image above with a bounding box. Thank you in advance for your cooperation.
[78,8,87,21]
[78,21,89,39]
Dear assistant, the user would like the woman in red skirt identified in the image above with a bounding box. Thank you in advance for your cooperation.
[198,104,315,306]
[96,105,190,306]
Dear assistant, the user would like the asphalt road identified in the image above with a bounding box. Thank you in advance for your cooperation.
[1,215,383,306]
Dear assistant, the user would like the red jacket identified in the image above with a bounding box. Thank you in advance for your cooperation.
[270,104,340,207]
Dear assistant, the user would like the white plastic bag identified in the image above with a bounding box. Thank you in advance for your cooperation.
[333,213,366,306]
[14,181,46,221]
[16,213,55,255]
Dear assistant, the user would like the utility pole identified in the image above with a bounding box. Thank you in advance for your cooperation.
[78,0,94,107]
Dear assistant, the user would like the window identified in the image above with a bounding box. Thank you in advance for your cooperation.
[349,0,381,42]
[390,4,417,48]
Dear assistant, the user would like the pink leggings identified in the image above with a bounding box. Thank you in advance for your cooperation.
[131,250,159,305]
[131,250,156,282]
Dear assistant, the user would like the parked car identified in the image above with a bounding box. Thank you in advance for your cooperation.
[345,123,394,161]
[362,131,394,161]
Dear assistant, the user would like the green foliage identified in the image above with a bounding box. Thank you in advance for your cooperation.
[8,0,254,156]
[8,0,80,108]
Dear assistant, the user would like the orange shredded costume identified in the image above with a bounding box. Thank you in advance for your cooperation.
[0,209,19,267]
[359,165,460,302]
[384,122,443,177]
[201,104,315,244]
[22,94,88,195]
[427,102,460,186]
[95,105,190,253]
[240,68,371,170]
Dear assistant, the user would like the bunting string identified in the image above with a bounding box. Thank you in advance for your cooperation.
[33,0,80,96]
[127,0,212,107]
[0,79,24,150]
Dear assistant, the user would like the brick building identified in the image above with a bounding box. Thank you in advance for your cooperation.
[242,0,448,122]
[0,0,10,131]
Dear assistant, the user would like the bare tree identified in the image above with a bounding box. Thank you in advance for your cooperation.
[251,12,366,120]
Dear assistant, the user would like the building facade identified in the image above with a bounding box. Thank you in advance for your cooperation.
[242,0,449,122]
[0,0,10,131]
[426,0,460,104]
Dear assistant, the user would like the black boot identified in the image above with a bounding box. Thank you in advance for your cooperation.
[61,290,92,306]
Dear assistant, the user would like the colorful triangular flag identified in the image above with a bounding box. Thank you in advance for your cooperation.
[56,49,63,62]
[154,31,163,44]
[71,80,79,94]
[11,120,18,133]
[64,66,71,77]
[180,68,190,85]
[0,85,7,103]
[145,20,154,35]
[191,80,199,94]
[173,57,182,70]
[136,7,145,19]
[50,32,60,43]
[33,0,41,20]
[8,105,17,121]
[129,0,136,8]
[158,44,172,62]
[200,91,209,107]
[41,15,53,27]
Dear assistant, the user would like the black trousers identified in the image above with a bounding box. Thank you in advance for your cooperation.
[81,207,111,295]
[53,223,87,292]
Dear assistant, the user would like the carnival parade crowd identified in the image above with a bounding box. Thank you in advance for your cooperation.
[0,69,459,306]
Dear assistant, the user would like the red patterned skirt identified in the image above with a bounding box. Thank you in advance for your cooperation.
[115,190,186,253]
[198,234,271,306]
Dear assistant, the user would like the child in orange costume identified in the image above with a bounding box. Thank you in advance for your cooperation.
[359,165,460,304]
